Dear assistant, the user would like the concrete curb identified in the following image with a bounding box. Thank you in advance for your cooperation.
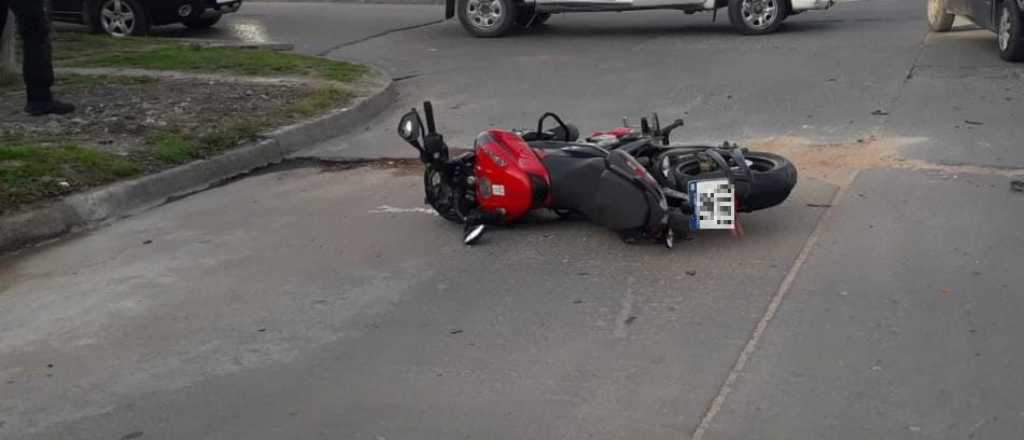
[0,72,397,254]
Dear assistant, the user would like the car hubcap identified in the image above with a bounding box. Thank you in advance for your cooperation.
[999,6,1012,51]
[467,0,503,30]
[741,0,777,30]
[101,0,136,37]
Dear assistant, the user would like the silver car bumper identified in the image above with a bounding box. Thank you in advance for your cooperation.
[790,0,834,12]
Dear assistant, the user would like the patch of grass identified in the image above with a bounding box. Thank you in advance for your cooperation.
[0,139,140,212]
[74,45,368,82]
[150,132,201,164]
[286,87,352,117]
[146,120,268,165]
[197,119,268,153]
[51,33,170,63]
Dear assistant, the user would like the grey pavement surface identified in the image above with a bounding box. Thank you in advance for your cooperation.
[703,168,1024,440]
[304,0,929,160]
[1,167,834,439]
[56,3,443,56]
[4,0,1024,439]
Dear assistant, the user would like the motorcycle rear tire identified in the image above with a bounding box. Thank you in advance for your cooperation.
[666,151,797,212]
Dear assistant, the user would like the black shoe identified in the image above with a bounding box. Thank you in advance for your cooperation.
[25,100,76,116]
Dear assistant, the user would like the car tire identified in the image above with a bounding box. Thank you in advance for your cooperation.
[92,0,150,37]
[728,0,786,35]
[998,0,1024,62]
[927,0,955,32]
[183,15,223,30]
[457,0,518,37]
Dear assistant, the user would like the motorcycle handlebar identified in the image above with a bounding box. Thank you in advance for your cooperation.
[424,101,437,135]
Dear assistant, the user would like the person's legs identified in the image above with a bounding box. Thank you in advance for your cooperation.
[10,0,53,102]
[1,2,11,36]
[8,0,73,115]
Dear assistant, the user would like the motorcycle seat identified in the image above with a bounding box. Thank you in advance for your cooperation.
[527,141,608,158]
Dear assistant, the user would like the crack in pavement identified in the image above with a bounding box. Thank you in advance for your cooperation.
[316,19,446,57]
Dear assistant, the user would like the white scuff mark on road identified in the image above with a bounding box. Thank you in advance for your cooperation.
[369,205,439,216]
[613,277,636,338]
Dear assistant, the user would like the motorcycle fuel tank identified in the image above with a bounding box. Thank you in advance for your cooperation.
[473,129,551,221]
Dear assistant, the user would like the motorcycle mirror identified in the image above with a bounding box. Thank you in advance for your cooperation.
[398,110,424,148]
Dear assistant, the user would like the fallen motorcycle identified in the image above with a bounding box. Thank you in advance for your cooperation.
[520,113,798,215]
[396,101,797,247]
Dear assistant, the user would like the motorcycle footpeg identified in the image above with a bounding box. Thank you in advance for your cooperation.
[463,223,486,245]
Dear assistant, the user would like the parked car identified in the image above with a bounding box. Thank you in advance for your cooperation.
[927,0,1023,61]
[444,0,835,37]
[51,0,243,37]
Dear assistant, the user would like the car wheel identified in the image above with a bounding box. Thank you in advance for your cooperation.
[93,0,149,37]
[457,0,517,37]
[183,15,223,30]
[998,0,1024,62]
[728,0,786,35]
[927,0,955,32]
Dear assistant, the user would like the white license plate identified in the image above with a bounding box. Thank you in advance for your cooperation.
[689,179,735,230]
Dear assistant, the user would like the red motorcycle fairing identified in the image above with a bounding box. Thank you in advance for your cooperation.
[473,129,552,221]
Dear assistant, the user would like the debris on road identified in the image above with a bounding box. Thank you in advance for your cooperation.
[142,240,153,245]
[449,328,463,335]
[1010,180,1024,193]
[963,120,984,126]
[572,299,584,304]
[871,110,889,116]
[685,270,697,276]
[806,203,833,208]
[624,316,637,325]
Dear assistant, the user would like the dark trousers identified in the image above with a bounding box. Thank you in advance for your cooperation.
[0,0,55,103]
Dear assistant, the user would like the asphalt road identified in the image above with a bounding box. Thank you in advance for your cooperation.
[3,1,1024,439]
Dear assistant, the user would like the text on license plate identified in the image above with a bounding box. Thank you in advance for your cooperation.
[689,179,735,230]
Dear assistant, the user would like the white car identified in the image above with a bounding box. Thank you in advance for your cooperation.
[444,0,835,37]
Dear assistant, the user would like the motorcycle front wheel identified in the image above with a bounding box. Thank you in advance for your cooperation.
[424,166,469,223]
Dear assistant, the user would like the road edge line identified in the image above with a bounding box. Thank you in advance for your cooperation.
[690,171,860,440]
